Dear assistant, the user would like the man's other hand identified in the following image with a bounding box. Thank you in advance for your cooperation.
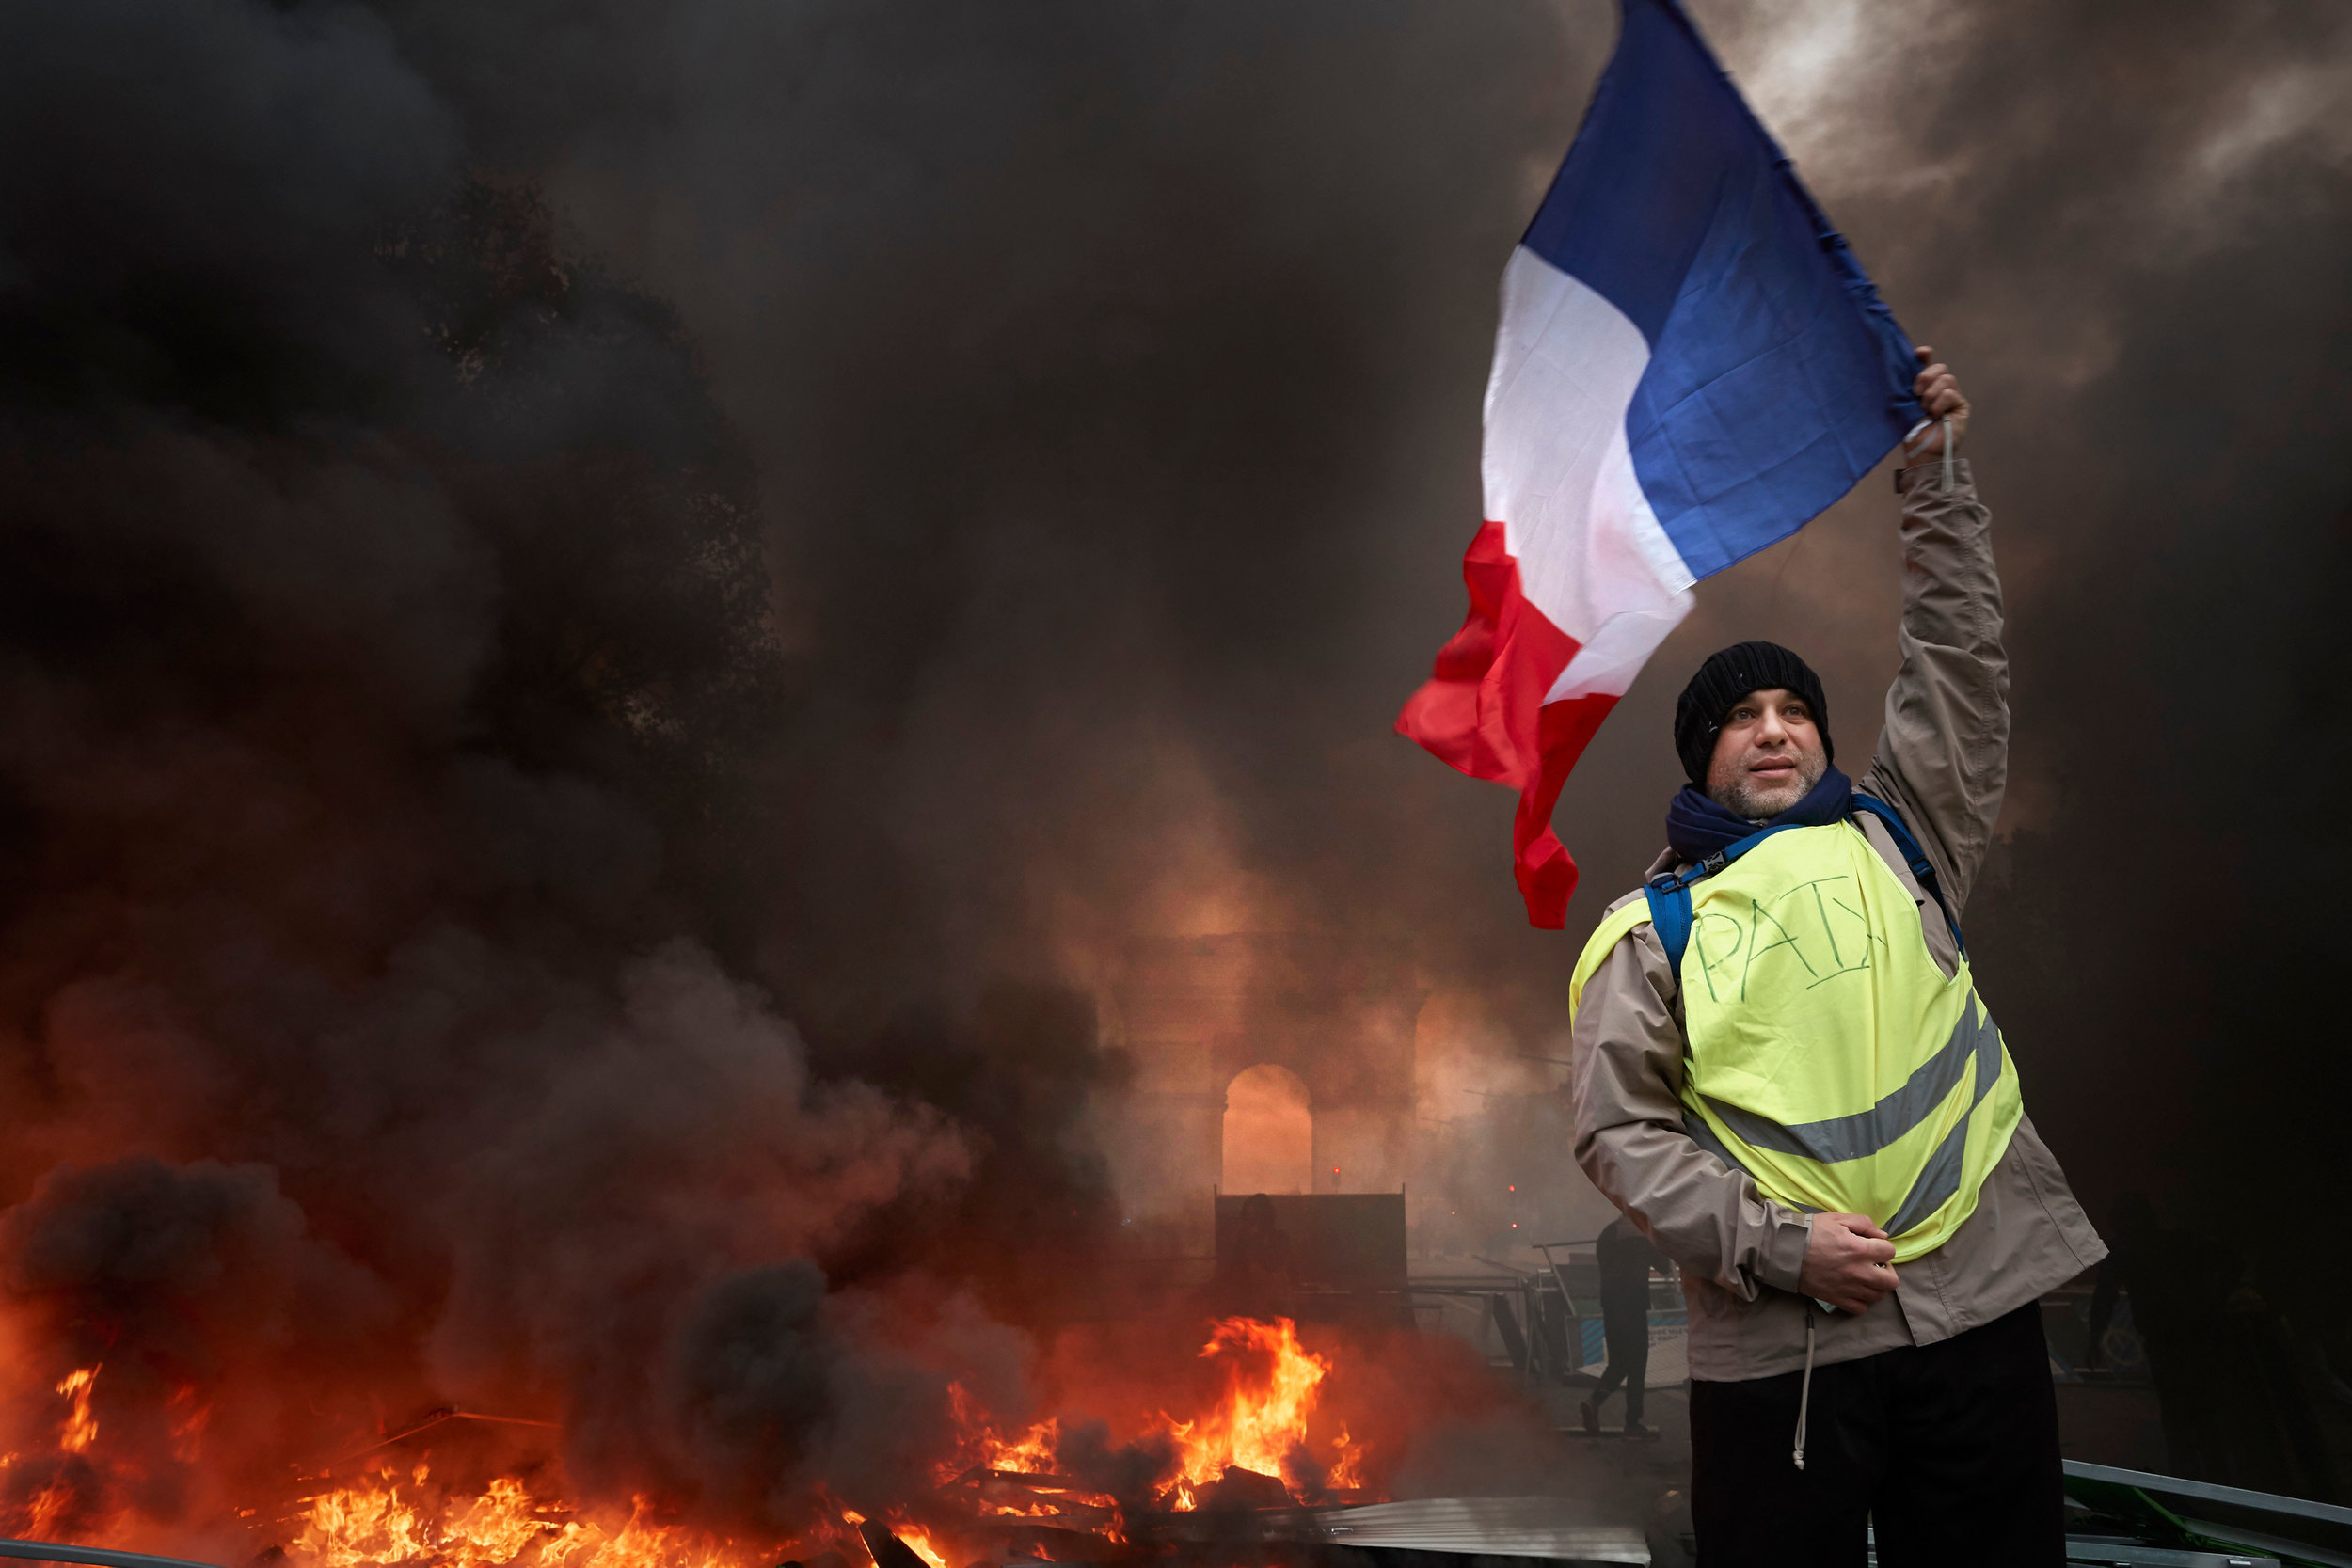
[1798,1212,1899,1314]
[1906,344,1971,457]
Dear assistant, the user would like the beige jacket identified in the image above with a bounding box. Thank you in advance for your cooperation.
[1568,456,2106,1383]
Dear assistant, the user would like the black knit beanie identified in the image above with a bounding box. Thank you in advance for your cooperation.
[1673,641,1834,784]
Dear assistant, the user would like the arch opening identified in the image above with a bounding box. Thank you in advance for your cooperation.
[1222,1063,1311,1196]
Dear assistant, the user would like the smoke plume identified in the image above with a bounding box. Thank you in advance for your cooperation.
[0,0,2348,1539]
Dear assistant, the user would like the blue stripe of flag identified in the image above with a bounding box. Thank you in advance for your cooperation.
[1521,0,1923,580]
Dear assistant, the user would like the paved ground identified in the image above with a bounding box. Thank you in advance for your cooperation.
[1392,1368,2179,1563]
[1532,1370,2171,1479]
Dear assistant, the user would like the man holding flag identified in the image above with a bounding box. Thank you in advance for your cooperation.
[1568,356,2103,1561]
[1399,2,2106,1561]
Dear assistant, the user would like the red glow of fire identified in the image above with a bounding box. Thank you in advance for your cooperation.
[953,1316,1364,1513]
[0,1318,1376,1568]
[57,1368,100,1457]
[294,1471,768,1568]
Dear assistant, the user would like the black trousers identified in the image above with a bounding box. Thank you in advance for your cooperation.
[1690,1301,2063,1567]
[1593,1299,1650,1425]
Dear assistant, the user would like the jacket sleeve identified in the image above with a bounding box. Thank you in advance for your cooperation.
[1858,457,2009,912]
[1570,910,1816,1298]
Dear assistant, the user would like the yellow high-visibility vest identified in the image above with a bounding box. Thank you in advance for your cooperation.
[1571,819,2023,1263]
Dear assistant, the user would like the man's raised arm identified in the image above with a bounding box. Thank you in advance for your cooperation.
[1861,348,2009,911]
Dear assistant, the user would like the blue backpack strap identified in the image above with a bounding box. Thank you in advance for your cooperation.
[1643,876,1697,973]
[1643,821,1810,974]
[1849,793,1966,958]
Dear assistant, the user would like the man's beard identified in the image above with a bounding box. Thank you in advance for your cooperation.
[1714,754,1828,821]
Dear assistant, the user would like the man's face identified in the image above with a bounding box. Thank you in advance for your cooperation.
[1704,688,1827,819]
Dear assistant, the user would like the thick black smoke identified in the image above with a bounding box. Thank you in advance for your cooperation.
[368,0,2352,1259]
[1,0,2348,1538]
[0,0,1058,1542]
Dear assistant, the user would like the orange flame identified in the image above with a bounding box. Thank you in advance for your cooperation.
[20,1475,80,1542]
[56,1366,100,1456]
[891,1528,950,1568]
[5,1320,1375,1561]
[1155,1317,1356,1506]
[954,1317,1365,1513]
[944,1384,1058,1482]
[293,1469,763,1568]
[167,1384,212,1465]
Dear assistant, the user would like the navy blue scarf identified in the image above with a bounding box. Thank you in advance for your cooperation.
[1665,767,1855,864]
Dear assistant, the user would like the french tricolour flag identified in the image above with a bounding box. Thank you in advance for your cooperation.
[1398,0,1924,929]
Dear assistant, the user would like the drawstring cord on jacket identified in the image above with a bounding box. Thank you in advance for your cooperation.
[1793,1306,1817,1471]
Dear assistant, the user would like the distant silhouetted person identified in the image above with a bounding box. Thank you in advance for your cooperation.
[1583,1214,1669,1439]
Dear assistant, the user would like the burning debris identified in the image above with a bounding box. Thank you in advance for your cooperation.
[294,1472,764,1568]
[282,1315,1373,1568]
[0,1310,1437,1568]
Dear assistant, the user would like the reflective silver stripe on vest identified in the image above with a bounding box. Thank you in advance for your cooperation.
[1682,997,2006,1238]
[1883,1008,2006,1236]
[1702,995,2002,1165]
[1683,1106,1749,1176]
[1884,1114,1971,1238]
[1681,1108,1825,1209]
